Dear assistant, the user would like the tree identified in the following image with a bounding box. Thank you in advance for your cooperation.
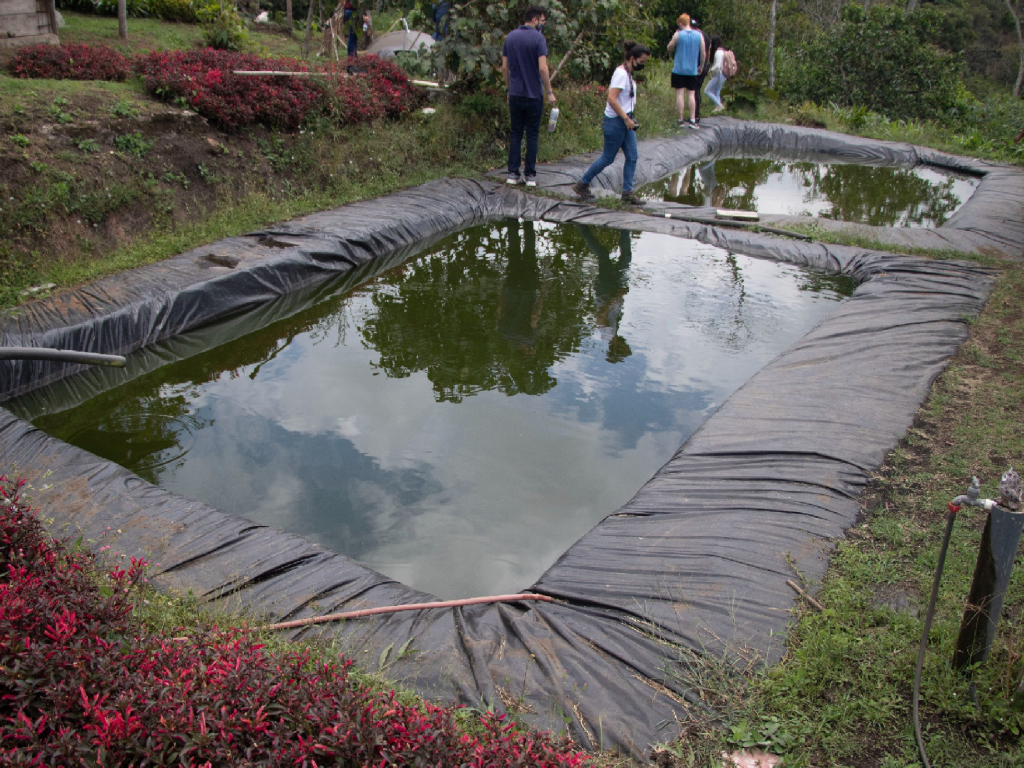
[286,0,293,35]
[780,4,965,119]
[118,0,127,39]
[1006,0,1024,96]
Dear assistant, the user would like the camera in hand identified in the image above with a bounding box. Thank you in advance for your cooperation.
[627,111,640,131]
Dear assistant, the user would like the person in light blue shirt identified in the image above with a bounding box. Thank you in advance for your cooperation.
[667,13,706,129]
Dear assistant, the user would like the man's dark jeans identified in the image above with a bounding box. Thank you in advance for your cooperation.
[508,95,544,178]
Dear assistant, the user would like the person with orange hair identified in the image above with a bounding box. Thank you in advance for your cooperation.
[667,13,706,129]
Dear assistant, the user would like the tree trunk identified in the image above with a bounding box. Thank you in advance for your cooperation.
[768,0,777,88]
[1007,0,1024,98]
[285,0,293,35]
[905,0,918,12]
[303,0,316,58]
[117,0,127,39]
[45,0,59,39]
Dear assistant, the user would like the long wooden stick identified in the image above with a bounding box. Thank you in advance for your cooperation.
[550,31,586,84]
[261,593,554,631]
[786,579,825,612]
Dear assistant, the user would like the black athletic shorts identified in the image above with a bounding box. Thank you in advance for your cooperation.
[672,73,701,90]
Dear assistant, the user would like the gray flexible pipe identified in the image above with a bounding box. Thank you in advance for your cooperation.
[913,504,958,768]
[0,347,127,367]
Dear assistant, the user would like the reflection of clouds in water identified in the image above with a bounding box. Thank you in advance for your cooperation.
[165,394,445,562]
[37,224,849,599]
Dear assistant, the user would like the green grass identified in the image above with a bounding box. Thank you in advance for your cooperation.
[58,10,305,58]
[781,222,1001,267]
[752,97,1024,166]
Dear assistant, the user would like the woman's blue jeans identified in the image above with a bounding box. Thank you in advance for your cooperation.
[580,115,638,193]
[704,72,726,107]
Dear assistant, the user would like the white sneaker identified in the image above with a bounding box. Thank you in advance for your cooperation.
[525,176,537,187]
[507,173,522,185]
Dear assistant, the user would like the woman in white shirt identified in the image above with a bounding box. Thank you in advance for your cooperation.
[703,34,727,113]
[572,41,651,207]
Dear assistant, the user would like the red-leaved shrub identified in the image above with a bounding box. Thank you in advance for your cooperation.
[136,49,323,131]
[137,48,421,131]
[0,478,592,766]
[7,43,133,81]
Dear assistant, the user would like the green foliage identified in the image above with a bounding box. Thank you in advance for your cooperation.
[146,0,199,22]
[57,0,198,21]
[195,2,250,51]
[426,0,654,92]
[57,0,151,17]
[780,4,966,120]
[9,134,30,147]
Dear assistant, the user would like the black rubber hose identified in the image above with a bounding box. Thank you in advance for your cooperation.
[0,347,126,367]
[913,506,958,768]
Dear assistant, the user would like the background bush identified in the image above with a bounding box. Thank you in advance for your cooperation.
[146,0,200,23]
[194,0,250,50]
[778,4,966,120]
[57,0,198,22]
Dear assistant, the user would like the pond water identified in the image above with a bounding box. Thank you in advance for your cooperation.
[638,156,979,228]
[12,221,854,599]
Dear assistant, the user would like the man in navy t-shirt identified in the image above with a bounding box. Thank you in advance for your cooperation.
[501,5,556,186]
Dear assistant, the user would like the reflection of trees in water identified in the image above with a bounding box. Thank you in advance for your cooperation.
[652,157,964,226]
[37,382,209,485]
[35,292,361,484]
[790,163,962,227]
[360,220,637,402]
[658,158,783,209]
[40,221,646,473]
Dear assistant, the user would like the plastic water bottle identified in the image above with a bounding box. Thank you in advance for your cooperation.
[547,107,560,132]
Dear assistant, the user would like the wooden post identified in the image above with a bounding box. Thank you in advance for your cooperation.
[117,0,127,39]
[767,0,777,88]
[45,0,59,39]
[302,0,315,58]
[952,507,1024,671]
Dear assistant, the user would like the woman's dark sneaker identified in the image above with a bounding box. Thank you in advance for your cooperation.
[572,181,594,200]
[621,192,645,207]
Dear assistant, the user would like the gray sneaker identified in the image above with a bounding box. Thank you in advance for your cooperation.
[507,173,522,185]
[621,192,645,207]
[525,175,537,187]
[572,181,594,200]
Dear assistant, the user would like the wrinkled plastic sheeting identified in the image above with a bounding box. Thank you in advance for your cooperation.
[524,118,1024,259]
[0,169,999,756]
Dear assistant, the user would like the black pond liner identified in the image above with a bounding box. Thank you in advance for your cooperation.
[523,117,1024,259]
[0,123,1018,756]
